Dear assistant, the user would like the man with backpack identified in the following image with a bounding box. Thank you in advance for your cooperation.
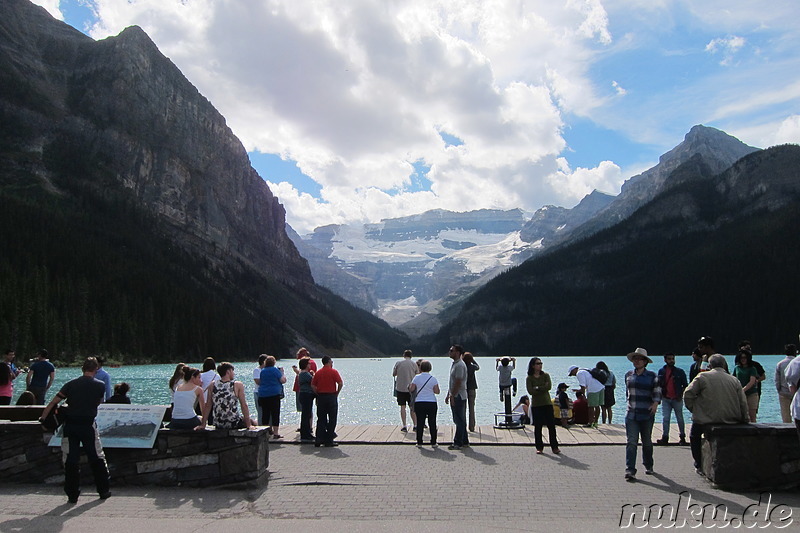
[568,365,605,428]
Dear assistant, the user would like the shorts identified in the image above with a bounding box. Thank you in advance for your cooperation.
[396,391,411,406]
[746,393,759,412]
[588,390,604,407]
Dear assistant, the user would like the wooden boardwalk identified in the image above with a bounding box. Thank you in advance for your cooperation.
[278,423,686,446]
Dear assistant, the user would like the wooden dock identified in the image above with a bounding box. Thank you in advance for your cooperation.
[278,423,687,446]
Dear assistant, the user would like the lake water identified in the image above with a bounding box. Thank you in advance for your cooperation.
[9,355,791,426]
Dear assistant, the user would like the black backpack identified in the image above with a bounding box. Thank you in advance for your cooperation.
[588,367,609,384]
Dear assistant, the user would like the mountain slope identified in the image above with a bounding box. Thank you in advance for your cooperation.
[0,0,407,360]
[551,125,759,247]
[431,145,800,356]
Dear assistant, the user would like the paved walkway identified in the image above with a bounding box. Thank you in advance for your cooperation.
[1,443,798,532]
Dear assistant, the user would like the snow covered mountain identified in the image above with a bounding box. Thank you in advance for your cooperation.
[290,198,612,334]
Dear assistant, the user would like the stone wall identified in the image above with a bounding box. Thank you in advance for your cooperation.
[0,421,270,488]
[702,423,800,491]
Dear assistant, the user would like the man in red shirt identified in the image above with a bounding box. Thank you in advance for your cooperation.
[311,355,343,447]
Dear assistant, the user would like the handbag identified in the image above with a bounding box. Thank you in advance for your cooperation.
[409,376,432,407]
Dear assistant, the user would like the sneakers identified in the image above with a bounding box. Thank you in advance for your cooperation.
[448,444,461,450]
[695,468,705,477]
[415,443,422,448]
[645,468,654,475]
[431,443,439,448]
[624,471,636,481]
[99,491,111,499]
[536,450,543,454]
[400,427,408,433]
[679,437,688,446]
[655,437,669,446]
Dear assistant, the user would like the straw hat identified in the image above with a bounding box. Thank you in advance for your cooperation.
[626,347,652,364]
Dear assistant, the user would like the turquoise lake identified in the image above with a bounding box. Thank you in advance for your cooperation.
[8,354,791,426]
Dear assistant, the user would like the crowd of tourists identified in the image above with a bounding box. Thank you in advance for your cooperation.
[3,334,800,502]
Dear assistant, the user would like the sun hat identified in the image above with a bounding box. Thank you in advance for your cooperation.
[626,347,653,364]
[567,365,579,376]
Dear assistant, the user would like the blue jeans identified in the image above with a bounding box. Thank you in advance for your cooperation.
[661,398,685,438]
[625,415,654,474]
[451,396,469,446]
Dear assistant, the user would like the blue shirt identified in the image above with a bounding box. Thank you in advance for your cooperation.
[625,369,661,421]
[29,360,55,387]
[258,367,284,398]
[96,368,112,400]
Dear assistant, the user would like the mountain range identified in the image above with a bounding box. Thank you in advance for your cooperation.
[3,0,797,360]
[294,125,760,339]
[429,144,800,355]
[0,0,407,361]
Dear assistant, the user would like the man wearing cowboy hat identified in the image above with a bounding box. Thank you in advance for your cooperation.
[623,348,661,481]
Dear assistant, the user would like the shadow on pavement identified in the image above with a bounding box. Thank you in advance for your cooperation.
[417,447,456,462]
[0,500,103,532]
[461,447,497,465]
[539,451,590,470]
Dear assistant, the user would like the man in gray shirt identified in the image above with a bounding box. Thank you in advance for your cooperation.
[393,349,419,432]
[446,344,469,449]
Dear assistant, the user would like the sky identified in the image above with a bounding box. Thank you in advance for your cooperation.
[33,0,800,234]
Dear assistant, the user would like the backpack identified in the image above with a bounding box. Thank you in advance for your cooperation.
[588,367,609,384]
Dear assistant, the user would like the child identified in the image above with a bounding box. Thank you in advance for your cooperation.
[496,357,517,401]
[555,382,572,427]
[571,389,589,425]
[512,395,531,425]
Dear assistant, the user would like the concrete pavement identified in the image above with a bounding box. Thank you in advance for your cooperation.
[1,443,798,532]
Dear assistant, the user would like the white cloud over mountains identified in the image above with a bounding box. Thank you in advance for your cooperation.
[35,0,800,234]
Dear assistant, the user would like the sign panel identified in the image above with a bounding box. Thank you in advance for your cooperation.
[49,404,167,449]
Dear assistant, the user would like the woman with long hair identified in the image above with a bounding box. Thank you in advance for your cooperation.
[169,367,206,429]
[596,361,616,424]
[526,357,560,454]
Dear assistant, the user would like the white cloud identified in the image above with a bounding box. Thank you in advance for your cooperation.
[548,158,623,201]
[83,0,617,232]
[74,0,800,233]
[705,35,746,66]
[732,114,800,149]
[30,0,62,20]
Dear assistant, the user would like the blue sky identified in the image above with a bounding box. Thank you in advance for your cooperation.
[35,0,800,233]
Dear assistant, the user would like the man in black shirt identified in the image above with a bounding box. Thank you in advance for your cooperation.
[39,357,110,503]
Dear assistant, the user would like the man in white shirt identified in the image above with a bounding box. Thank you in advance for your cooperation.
[393,349,419,432]
[568,365,605,427]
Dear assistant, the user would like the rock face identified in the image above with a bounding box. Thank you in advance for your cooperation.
[0,0,408,358]
[0,0,311,288]
[518,190,614,247]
